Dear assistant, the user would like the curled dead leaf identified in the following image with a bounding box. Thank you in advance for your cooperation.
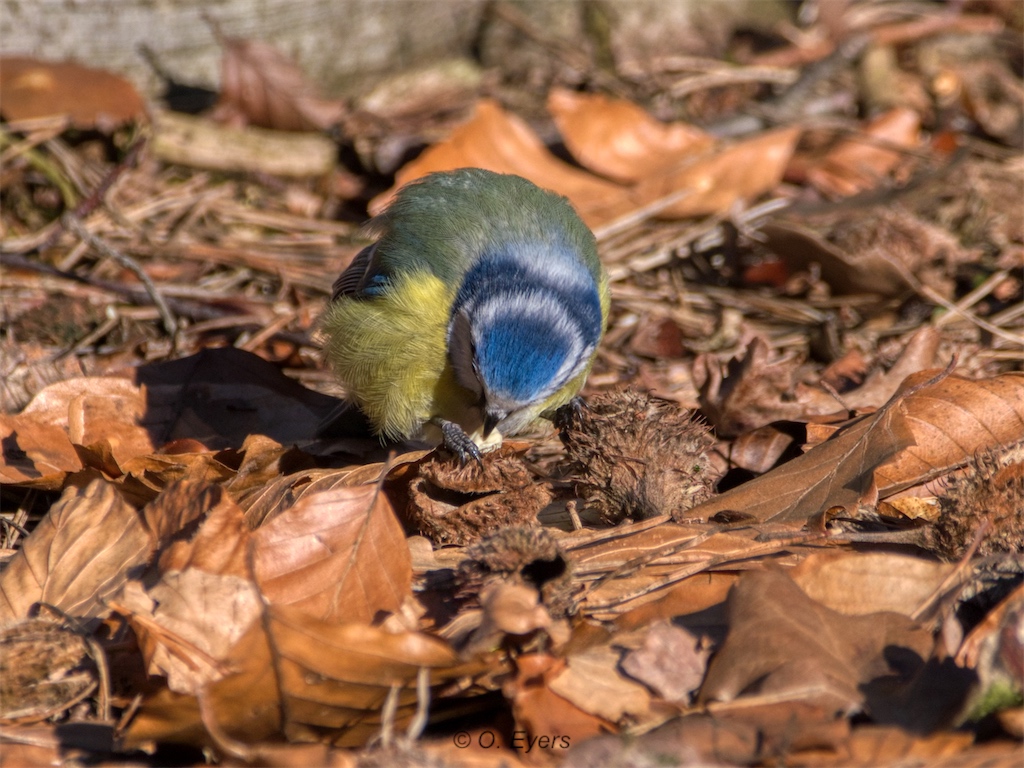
[547,87,712,184]
[0,414,82,489]
[369,99,625,227]
[213,37,345,132]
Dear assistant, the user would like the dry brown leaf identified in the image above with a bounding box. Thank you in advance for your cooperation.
[696,337,841,437]
[759,219,912,296]
[115,482,414,698]
[477,582,550,637]
[251,484,412,623]
[6,350,340,490]
[564,704,847,768]
[116,573,261,695]
[844,725,976,766]
[790,551,956,617]
[153,481,410,624]
[698,569,933,714]
[547,87,712,184]
[0,56,146,130]
[155,482,252,577]
[369,99,626,226]
[114,449,238,508]
[627,314,687,359]
[221,434,320,508]
[873,371,1024,494]
[375,101,798,231]
[125,604,479,749]
[504,653,613,757]
[612,571,739,631]
[0,414,82,489]
[571,522,752,618]
[805,107,921,197]
[212,37,345,132]
[0,481,147,624]
[841,327,942,410]
[690,370,1024,524]
[727,425,797,475]
[238,465,361,528]
[547,645,654,725]
[0,726,66,765]
[20,378,154,467]
[637,126,802,219]
[619,621,709,704]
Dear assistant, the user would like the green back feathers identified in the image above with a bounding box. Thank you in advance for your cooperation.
[368,169,602,285]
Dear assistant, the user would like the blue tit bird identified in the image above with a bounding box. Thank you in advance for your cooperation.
[319,167,609,462]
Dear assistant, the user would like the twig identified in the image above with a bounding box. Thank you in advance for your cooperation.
[668,65,798,99]
[36,135,146,253]
[593,187,696,243]
[892,259,1024,346]
[933,269,1011,328]
[574,526,728,594]
[762,34,871,123]
[911,519,991,623]
[36,603,111,722]
[405,667,431,742]
[0,251,267,326]
[378,683,401,748]
[581,532,829,614]
[60,214,179,339]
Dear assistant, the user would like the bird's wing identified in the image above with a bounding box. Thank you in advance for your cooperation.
[331,242,384,300]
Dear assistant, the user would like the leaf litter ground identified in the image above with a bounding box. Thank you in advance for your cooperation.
[1,4,1023,766]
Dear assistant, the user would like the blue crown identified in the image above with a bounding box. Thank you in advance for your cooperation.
[452,243,602,405]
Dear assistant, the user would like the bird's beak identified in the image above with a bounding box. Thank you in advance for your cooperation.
[482,410,503,438]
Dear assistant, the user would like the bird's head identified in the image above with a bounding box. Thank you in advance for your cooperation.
[447,245,603,437]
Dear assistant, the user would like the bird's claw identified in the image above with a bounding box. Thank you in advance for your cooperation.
[438,420,484,467]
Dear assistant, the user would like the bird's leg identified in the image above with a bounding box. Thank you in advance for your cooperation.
[435,418,484,467]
